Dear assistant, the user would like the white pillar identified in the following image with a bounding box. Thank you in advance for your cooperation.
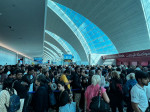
[89,53,91,65]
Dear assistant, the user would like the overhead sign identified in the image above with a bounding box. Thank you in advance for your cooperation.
[64,59,72,62]
[34,57,43,63]
[64,54,73,60]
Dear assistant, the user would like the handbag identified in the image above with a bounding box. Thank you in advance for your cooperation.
[49,92,56,106]
[90,87,110,112]
[89,88,101,112]
[59,102,76,112]
[100,98,110,112]
[99,86,110,112]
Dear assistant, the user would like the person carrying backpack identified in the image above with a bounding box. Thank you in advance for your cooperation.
[0,78,22,112]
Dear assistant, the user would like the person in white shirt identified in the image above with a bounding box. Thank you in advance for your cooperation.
[131,71,149,112]
[145,72,150,111]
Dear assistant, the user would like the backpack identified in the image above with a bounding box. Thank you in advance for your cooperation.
[5,89,21,112]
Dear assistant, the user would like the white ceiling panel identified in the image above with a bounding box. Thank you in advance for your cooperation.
[52,0,150,53]
[0,0,46,58]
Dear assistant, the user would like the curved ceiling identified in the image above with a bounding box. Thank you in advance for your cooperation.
[52,0,150,53]
[45,33,67,54]
[0,0,150,63]
[45,30,72,54]
[53,2,118,54]
[44,41,63,56]
[44,46,59,58]
[46,4,88,61]
[140,0,150,38]
[45,30,81,61]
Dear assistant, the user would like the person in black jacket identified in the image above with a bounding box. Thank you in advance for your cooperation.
[80,68,88,111]
[33,75,49,112]
[72,66,83,112]
[58,81,70,107]
[22,67,35,112]
[13,70,28,111]
[72,66,83,91]
[13,70,28,99]
[109,71,123,112]
[13,70,28,112]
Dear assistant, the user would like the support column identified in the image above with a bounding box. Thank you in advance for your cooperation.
[16,53,18,64]
[89,53,91,65]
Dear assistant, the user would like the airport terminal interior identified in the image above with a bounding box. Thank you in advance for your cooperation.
[0,0,150,112]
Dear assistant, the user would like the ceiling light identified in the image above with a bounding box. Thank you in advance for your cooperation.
[0,43,32,59]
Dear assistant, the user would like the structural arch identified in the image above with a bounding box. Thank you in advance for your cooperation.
[45,30,81,62]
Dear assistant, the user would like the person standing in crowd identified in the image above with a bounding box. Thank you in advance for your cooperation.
[58,81,76,112]
[72,66,83,112]
[10,69,17,80]
[22,67,35,112]
[60,69,72,90]
[0,78,23,112]
[80,68,88,111]
[123,73,137,112]
[44,71,51,84]
[58,81,70,107]
[109,71,124,112]
[131,71,149,112]
[1,66,8,83]
[20,64,25,74]
[13,70,28,112]
[33,75,49,112]
[85,75,110,112]
[0,65,4,84]
[145,72,150,111]
[38,66,43,75]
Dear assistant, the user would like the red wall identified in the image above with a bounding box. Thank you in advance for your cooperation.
[102,49,150,66]
[116,57,150,66]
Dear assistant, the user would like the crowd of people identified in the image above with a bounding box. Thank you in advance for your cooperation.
[0,64,150,112]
